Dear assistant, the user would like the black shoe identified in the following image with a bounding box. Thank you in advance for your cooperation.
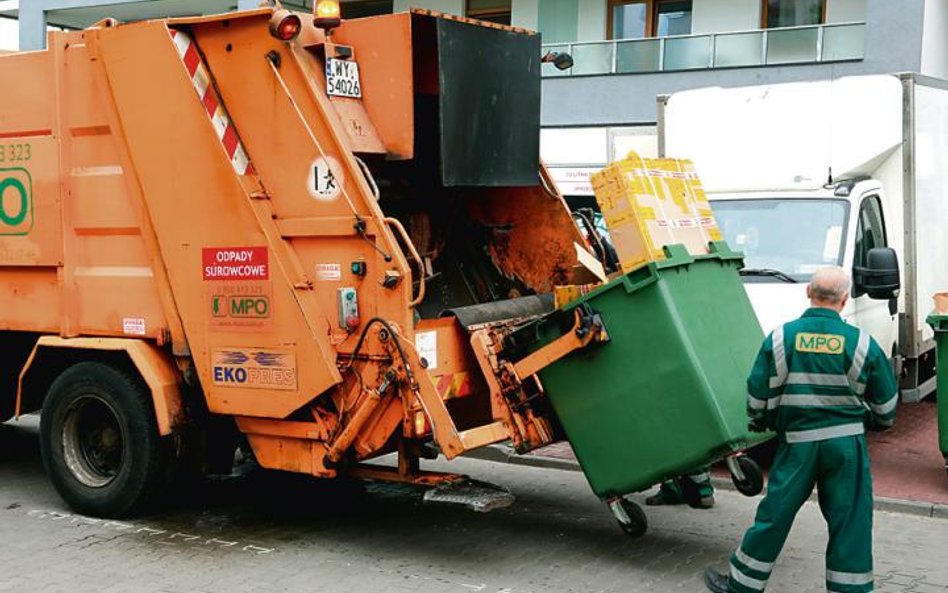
[689,495,716,510]
[704,567,729,593]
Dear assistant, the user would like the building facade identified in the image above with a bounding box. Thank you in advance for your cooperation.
[5,0,946,194]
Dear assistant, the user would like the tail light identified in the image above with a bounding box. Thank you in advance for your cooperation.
[413,410,431,437]
[314,0,342,30]
[269,9,302,41]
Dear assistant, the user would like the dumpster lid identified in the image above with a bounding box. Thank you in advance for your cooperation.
[926,313,948,331]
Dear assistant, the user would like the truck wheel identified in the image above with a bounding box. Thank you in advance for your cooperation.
[730,456,764,497]
[40,362,164,518]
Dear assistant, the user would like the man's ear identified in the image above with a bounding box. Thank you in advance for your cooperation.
[806,285,813,300]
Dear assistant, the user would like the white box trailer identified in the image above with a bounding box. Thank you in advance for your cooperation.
[658,73,948,402]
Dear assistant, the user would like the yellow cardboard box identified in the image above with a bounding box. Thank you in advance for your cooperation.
[591,152,722,273]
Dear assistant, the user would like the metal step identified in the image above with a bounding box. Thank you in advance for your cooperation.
[422,478,515,513]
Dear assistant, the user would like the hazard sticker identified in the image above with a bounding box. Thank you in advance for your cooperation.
[122,317,146,336]
[315,263,342,282]
[308,156,344,202]
[211,348,297,391]
[415,330,438,370]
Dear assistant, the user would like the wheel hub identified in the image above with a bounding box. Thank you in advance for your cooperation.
[62,395,125,488]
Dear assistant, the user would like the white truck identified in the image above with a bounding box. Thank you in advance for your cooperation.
[657,73,948,402]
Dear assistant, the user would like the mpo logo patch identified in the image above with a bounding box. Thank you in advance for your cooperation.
[795,333,845,355]
[211,348,297,391]
[0,168,33,235]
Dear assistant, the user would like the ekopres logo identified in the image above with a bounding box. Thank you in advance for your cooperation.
[210,348,297,391]
[0,168,32,235]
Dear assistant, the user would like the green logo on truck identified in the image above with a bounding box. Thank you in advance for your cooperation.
[0,168,33,235]
[211,294,270,319]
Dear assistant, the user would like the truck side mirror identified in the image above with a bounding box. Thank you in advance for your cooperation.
[853,247,901,300]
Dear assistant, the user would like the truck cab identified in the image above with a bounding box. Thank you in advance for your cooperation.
[659,74,946,402]
[710,179,899,362]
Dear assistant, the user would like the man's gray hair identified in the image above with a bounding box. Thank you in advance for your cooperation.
[809,267,851,303]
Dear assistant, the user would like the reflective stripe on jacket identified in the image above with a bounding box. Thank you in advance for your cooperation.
[746,307,898,443]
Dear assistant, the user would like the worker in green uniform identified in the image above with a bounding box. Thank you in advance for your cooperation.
[646,468,715,509]
[705,267,898,593]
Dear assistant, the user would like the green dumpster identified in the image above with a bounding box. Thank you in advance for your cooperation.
[511,242,771,499]
[925,314,948,469]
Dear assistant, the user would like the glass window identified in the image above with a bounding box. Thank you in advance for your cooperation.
[711,198,849,282]
[765,0,824,28]
[656,0,692,36]
[854,195,887,268]
[467,0,512,25]
[611,1,648,39]
[609,1,692,40]
[341,0,394,19]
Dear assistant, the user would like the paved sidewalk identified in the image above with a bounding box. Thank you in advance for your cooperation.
[475,399,948,516]
[2,417,947,593]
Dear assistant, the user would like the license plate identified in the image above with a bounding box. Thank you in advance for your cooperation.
[325,58,362,99]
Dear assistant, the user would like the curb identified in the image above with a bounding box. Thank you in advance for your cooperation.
[464,444,948,520]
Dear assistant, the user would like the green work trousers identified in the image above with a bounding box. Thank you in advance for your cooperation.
[728,435,874,593]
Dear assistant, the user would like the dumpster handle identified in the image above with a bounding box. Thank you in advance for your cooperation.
[621,265,659,295]
[384,217,426,308]
[512,309,600,379]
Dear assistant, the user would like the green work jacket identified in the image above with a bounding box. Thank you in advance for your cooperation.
[746,307,898,443]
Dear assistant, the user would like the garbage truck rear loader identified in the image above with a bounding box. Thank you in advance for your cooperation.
[0,7,600,516]
[0,7,764,536]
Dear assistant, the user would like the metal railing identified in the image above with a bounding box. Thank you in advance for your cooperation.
[541,21,865,77]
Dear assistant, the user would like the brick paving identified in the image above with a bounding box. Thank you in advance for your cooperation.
[529,400,948,505]
[2,417,947,593]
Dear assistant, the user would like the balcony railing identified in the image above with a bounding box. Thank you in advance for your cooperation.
[541,22,865,77]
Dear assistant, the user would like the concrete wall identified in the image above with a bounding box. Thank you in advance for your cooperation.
[540,0,926,126]
[827,0,867,23]
[692,0,760,34]
[575,0,606,40]
[921,0,948,78]
[566,0,765,42]
[512,0,539,29]
[537,0,579,43]
[393,0,464,14]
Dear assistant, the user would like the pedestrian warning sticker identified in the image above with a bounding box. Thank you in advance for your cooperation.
[308,156,344,202]
[211,348,297,391]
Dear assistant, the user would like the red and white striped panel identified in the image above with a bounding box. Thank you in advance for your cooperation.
[169,29,252,175]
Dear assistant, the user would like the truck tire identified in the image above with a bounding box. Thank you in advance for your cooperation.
[40,362,164,518]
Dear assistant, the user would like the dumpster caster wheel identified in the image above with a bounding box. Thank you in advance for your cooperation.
[729,455,763,496]
[608,497,647,538]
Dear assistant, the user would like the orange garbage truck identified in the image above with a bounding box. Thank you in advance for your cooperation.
[0,5,765,536]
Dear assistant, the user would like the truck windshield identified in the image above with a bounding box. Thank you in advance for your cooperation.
[710,199,850,282]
